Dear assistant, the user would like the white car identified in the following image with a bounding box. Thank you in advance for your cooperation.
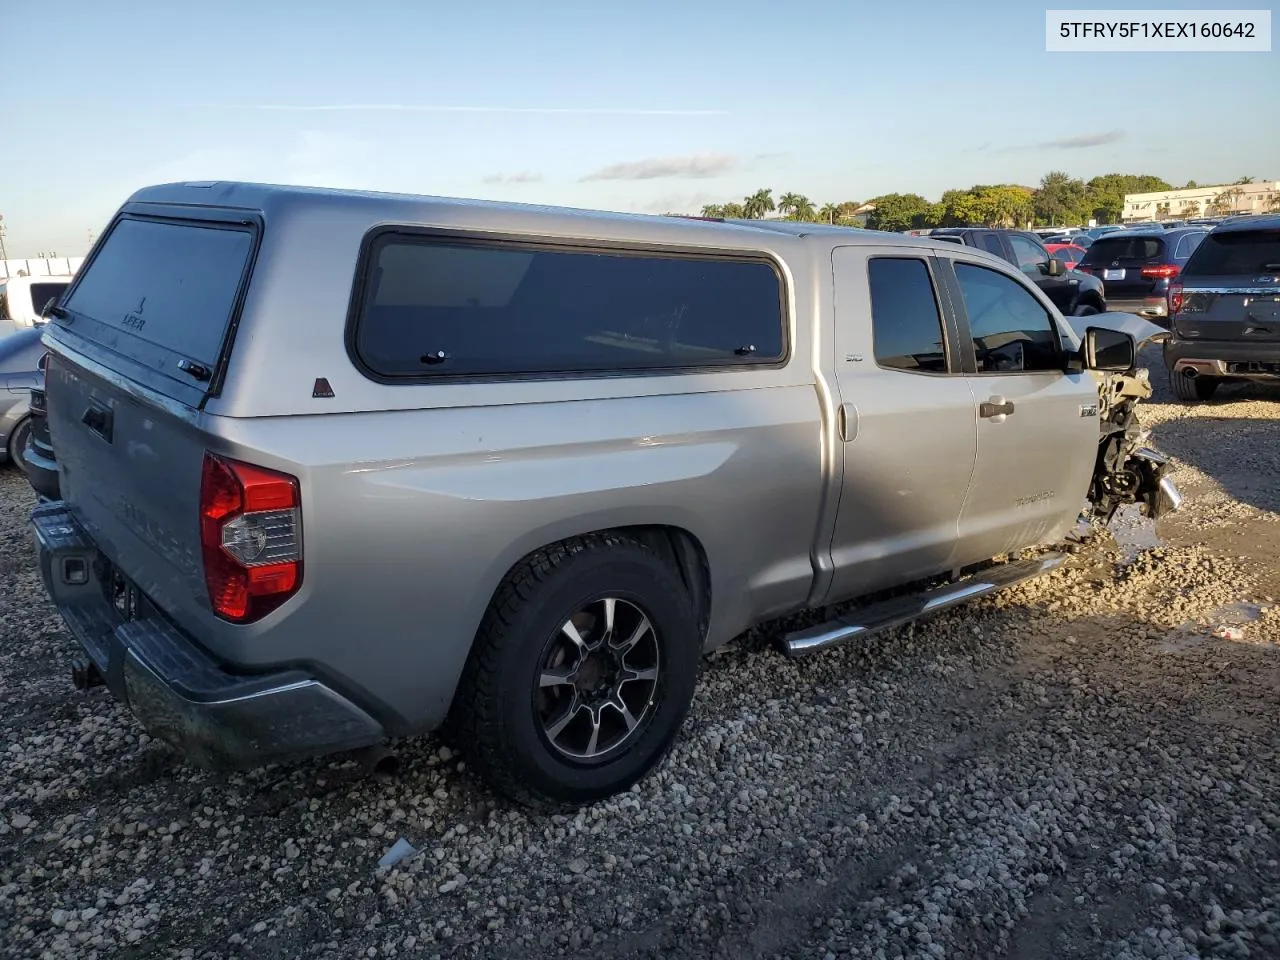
[0,275,72,338]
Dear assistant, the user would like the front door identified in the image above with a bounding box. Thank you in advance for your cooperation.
[942,257,1099,566]
[824,247,979,605]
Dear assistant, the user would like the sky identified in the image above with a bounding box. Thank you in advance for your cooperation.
[2,0,1277,256]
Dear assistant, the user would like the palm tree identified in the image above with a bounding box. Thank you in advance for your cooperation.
[1235,176,1255,184]
[819,203,840,225]
[1182,199,1201,218]
[742,188,776,220]
[1267,191,1280,213]
[700,204,725,218]
[778,192,815,221]
[721,201,746,219]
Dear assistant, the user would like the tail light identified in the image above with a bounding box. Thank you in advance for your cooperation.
[1168,282,1184,315]
[1141,264,1180,279]
[199,453,302,622]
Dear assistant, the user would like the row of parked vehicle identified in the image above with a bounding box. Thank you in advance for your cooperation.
[2,184,1278,810]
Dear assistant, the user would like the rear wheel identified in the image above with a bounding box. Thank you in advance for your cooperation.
[6,417,32,477]
[449,533,702,810]
[1170,370,1219,402]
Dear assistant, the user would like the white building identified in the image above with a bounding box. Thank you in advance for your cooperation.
[1123,181,1279,222]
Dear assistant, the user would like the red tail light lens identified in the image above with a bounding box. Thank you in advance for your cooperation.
[1168,282,1184,315]
[1141,264,1180,279]
[199,453,302,622]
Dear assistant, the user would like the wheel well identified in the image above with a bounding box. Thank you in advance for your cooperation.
[493,525,713,642]
[6,414,31,459]
[620,525,712,640]
[1079,290,1105,310]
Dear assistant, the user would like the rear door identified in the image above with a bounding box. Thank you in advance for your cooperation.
[42,207,260,617]
[937,255,1097,565]
[824,246,977,604]
[1173,225,1280,342]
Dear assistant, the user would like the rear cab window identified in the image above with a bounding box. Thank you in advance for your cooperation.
[50,213,258,404]
[29,281,69,318]
[1182,228,1280,277]
[350,234,787,380]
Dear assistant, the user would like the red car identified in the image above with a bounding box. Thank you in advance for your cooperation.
[1045,243,1087,270]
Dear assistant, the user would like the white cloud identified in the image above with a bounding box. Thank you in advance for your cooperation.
[580,153,738,182]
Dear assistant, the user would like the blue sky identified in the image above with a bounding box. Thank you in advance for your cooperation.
[3,0,1276,256]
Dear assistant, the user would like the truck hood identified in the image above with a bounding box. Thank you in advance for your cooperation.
[1066,311,1169,350]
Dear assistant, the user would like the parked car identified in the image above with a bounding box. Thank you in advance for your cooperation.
[1084,225,1127,239]
[1046,243,1087,270]
[0,275,72,339]
[924,228,1108,316]
[1074,227,1208,324]
[22,362,61,500]
[32,182,1179,808]
[1163,214,1280,401]
[1045,233,1094,249]
[0,326,45,475]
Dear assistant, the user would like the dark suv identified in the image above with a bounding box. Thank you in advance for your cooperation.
[926,228,1107,317]
[1075,227,1207,324]
[1163,215,1280,402]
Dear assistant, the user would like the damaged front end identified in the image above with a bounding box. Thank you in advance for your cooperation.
[1070,313,1184,525]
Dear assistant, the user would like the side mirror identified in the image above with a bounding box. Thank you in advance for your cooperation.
[1044,257,1065,277]
[1084,326,1136,371]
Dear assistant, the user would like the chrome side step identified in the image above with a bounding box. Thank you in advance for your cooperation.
[780,553,1066,658]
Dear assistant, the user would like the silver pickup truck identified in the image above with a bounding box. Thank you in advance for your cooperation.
[32,182,1180,808]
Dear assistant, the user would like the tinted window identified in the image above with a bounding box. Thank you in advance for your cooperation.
[1008,235,1048,274]
[1182,229,1280,276]
[979,234,1005,256]
[354,237,785,378]
[28,281,68,317]
[1082,236,1165,262]
[868,258,948,373]
[62,217,254,367]
[954,263,1060,373]
[1173,232,1206,259]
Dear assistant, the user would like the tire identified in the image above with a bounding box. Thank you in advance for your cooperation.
[448,533,702,810]
[1170,370,1219,402]
[1073,303,1101,317]
[6,417,32,477]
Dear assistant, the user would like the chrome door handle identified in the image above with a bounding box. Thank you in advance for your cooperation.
[979,398,1015,418]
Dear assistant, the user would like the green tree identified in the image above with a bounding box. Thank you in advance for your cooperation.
[700,203,724,217]
[1235,176,1255,184]
[721,201,746,218]
[1182,199,1202,218]
[818,203,841,225]
[1084,173,1173,224]
[864,193,930,232]
[1184,180,1198,189]
[777,192,816,221]
[1033,171,1088,225]
[742,188,776,219]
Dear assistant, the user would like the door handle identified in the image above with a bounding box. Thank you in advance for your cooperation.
[979,398,1015,419]
[82,402,114,443]
[837,401,858,442]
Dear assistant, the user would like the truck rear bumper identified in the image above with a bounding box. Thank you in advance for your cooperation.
[32,500,384,769]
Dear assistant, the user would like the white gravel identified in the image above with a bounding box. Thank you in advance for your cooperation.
[1,370,1278,959]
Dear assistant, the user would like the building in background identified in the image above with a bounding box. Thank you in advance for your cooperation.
[1123,181,1280,222]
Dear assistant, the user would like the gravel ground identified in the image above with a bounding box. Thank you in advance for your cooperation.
[2,365,1278,959]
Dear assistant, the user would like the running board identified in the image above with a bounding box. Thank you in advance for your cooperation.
[780,553,1066,658]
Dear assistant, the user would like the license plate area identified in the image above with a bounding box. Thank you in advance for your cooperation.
[1245,301,1280,324]
[1103,268,1126,280]
[96,556,146,622]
